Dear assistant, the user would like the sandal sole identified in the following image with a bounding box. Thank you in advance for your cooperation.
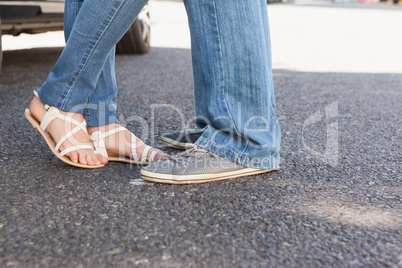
[108,156,150,165]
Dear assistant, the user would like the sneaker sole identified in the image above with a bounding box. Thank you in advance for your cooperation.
[160,136,190,150]
[140,168,272,184]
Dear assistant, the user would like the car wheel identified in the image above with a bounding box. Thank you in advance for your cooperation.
[0,18,2,73]
[116,6,150,54]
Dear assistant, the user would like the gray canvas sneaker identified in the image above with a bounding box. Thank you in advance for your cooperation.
[140,144,272,184]
[160,129,204,150]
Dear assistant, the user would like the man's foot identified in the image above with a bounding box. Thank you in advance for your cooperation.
[140,144,272,184]
[29,96,108,166]
[88,124,168,164]
[160,129,204,150]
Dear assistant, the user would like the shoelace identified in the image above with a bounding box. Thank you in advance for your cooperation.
[171,144,219,166]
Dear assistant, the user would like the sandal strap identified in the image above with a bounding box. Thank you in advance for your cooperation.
[130,133,158,163]
[59,145,94,156]
[57,114,87,130]
[55,122,88,152]
[103,126,127,138]
[89,125,159,163]
[141,145,152,163]
[89,126,128,158]
[90,127,127,141]
[130,132,140,162]
[40,106,60,131]
[148,150,157,163]
[40,107,86,134]
[33,91,93,155]
[89,131,108,158]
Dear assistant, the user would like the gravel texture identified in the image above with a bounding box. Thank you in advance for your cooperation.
[0,2,401,268]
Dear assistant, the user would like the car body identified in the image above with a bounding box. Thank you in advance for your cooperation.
[0,0,64,36]
[0,0,151,71]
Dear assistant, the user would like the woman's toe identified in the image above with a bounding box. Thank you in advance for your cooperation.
[92,153,102,165]
[152,150,169,161]
[69,151,79,163]
[79,153,87,165]
[96,154,108,164]
[86,155,95,165]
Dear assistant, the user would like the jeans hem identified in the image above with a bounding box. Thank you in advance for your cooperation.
[85,117,119,128]
[195,137,280,170]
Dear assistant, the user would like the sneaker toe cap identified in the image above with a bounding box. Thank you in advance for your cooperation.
[142,159,176,174]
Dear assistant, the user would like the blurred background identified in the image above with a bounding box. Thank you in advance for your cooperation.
[1,0,402,74]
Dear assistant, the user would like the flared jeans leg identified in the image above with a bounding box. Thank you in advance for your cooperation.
[63,0,119,127]
[38,0,148,127]
[183,0,281,170]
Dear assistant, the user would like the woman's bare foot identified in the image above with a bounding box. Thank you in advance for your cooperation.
[29,96,108,166]
[88,123,169,162]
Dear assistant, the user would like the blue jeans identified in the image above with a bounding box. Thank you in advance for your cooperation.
[64,0,119,129]
[184,0,281,170]
[38,0,281,170]
[38,0,148,127]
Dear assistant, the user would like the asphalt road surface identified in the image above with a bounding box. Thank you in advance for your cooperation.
[1,1,401,267]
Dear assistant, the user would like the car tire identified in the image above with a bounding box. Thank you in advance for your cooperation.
[0,18,2,74]
[116,9,150,55]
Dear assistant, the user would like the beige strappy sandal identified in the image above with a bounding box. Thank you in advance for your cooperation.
[24,91,104,168]
[89,126,160,165]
